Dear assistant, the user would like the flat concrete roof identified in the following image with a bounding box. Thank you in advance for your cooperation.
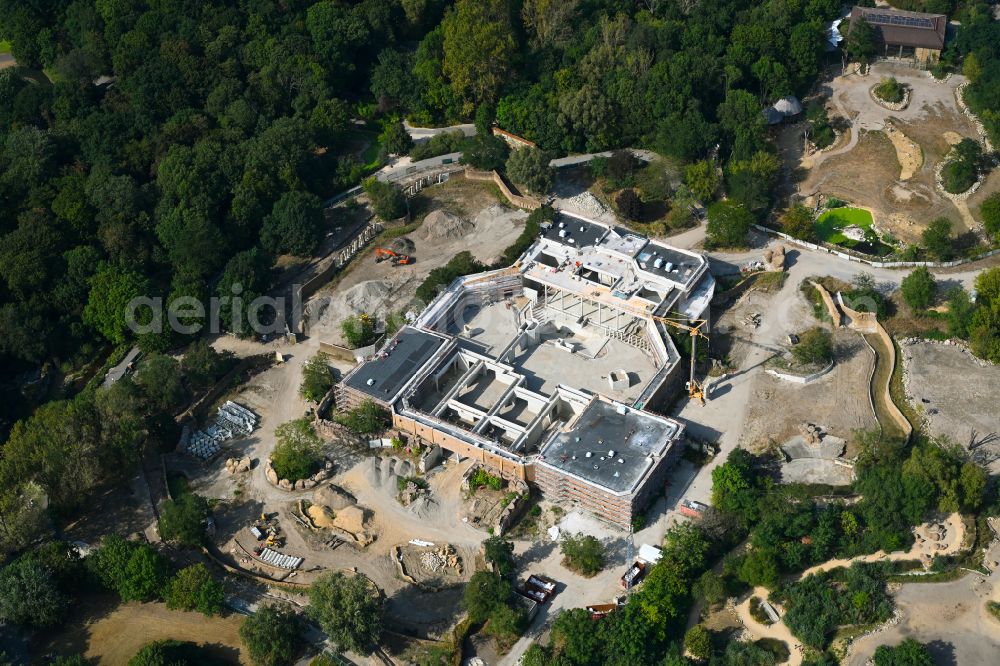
[344,327,446,402]
[542,216,607,249]
[538,399,680,493]
[637,242,704,286]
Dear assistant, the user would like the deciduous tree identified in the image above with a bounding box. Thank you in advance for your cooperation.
[308,572,383,654]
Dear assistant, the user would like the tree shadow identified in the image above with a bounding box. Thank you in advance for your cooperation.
[925,639,957,666]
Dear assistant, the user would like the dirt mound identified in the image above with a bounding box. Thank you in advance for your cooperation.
[388,236,416,254]
[312,484,356,511]
[417,210,473,242]
[408,495,440,521]
[341,280,393,315]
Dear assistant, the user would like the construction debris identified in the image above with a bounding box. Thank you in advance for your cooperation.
[180,401,259,460]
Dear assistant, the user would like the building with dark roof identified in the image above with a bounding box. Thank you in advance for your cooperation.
[849,6,948,67]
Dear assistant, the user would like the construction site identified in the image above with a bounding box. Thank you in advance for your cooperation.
[335,212,714,528]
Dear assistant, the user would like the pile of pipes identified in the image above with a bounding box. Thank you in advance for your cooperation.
[258,547,303,570]
[217,401,258,436]
[183,401,259,460]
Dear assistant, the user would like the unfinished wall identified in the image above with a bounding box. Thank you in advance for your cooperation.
[392,412,529,480]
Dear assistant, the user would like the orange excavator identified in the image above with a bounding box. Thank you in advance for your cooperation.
[374,248,414,266]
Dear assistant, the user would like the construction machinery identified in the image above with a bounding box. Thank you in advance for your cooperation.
[651,314,709,405]
[374,247,413,266]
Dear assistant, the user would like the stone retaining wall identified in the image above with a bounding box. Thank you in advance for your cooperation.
[464,168,541,210]
[264,457,335,491]
[766,359,834,384]
[869,83,910,111]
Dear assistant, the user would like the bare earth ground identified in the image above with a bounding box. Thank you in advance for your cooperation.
[901,341,1000,468]
[845,540,1000,666]
[40,597,248,665]
[310,180,527,346]
[725,284,877,452]
[793,64,995,241]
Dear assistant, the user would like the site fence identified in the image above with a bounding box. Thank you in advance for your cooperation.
[754,224,1000,269]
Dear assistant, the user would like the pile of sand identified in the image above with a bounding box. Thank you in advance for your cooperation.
[320,280,396,326]
[408,495,440,521]
[883,123,922,180]
[418,210,474,242]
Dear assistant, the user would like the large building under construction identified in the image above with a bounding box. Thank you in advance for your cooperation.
[336,213,714,527]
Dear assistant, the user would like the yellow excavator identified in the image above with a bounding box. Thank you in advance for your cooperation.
[652,314,709,405]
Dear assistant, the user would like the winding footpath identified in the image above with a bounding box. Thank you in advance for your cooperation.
[731,513,966,664]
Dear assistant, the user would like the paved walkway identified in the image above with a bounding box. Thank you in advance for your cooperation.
[404,120,475,143]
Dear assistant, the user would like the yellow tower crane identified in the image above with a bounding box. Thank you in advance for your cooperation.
[651,314,709,405]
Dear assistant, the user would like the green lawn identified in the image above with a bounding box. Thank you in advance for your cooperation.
[815,207,875,244]
[815,206,893,256]
[0,40,11,55]
[340,128,383,171]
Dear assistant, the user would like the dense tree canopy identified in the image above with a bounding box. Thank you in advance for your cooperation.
[308,572,384,654]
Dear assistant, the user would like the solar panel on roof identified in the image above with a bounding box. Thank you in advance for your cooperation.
[865,12,934,28]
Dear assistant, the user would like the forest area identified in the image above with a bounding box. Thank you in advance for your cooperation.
[2,1,1000,665]
[3,0,999,429]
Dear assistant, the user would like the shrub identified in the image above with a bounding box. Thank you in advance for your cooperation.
[781,204,815,241]
[873,77,906,104]
[300,352,334,402]
[415,251,485,303]
[165,564,224,616]
[616,189,643,221]
[363,179,406,221]
[271,419,323,482]
[900,267,936,311]
[0,557,66,627]
[560,533,605,576]
[981,192,1000,242]
[792,328,834,366]
[308,572,383,654]
[240,605,303,666]
[505,147,554,195]
[684,625,712,660]
[635,159,674,202]
[872,639,933,666]
[410,129,465,161]
[340,313,379,349]
[706,200,753,249]
[469,468,503,491]
[922,217,954,260]
[334,401,390,434]
[89,535,172,602]
[158,493,210,547]
[128,640,218,666]
[941,139,983,195]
